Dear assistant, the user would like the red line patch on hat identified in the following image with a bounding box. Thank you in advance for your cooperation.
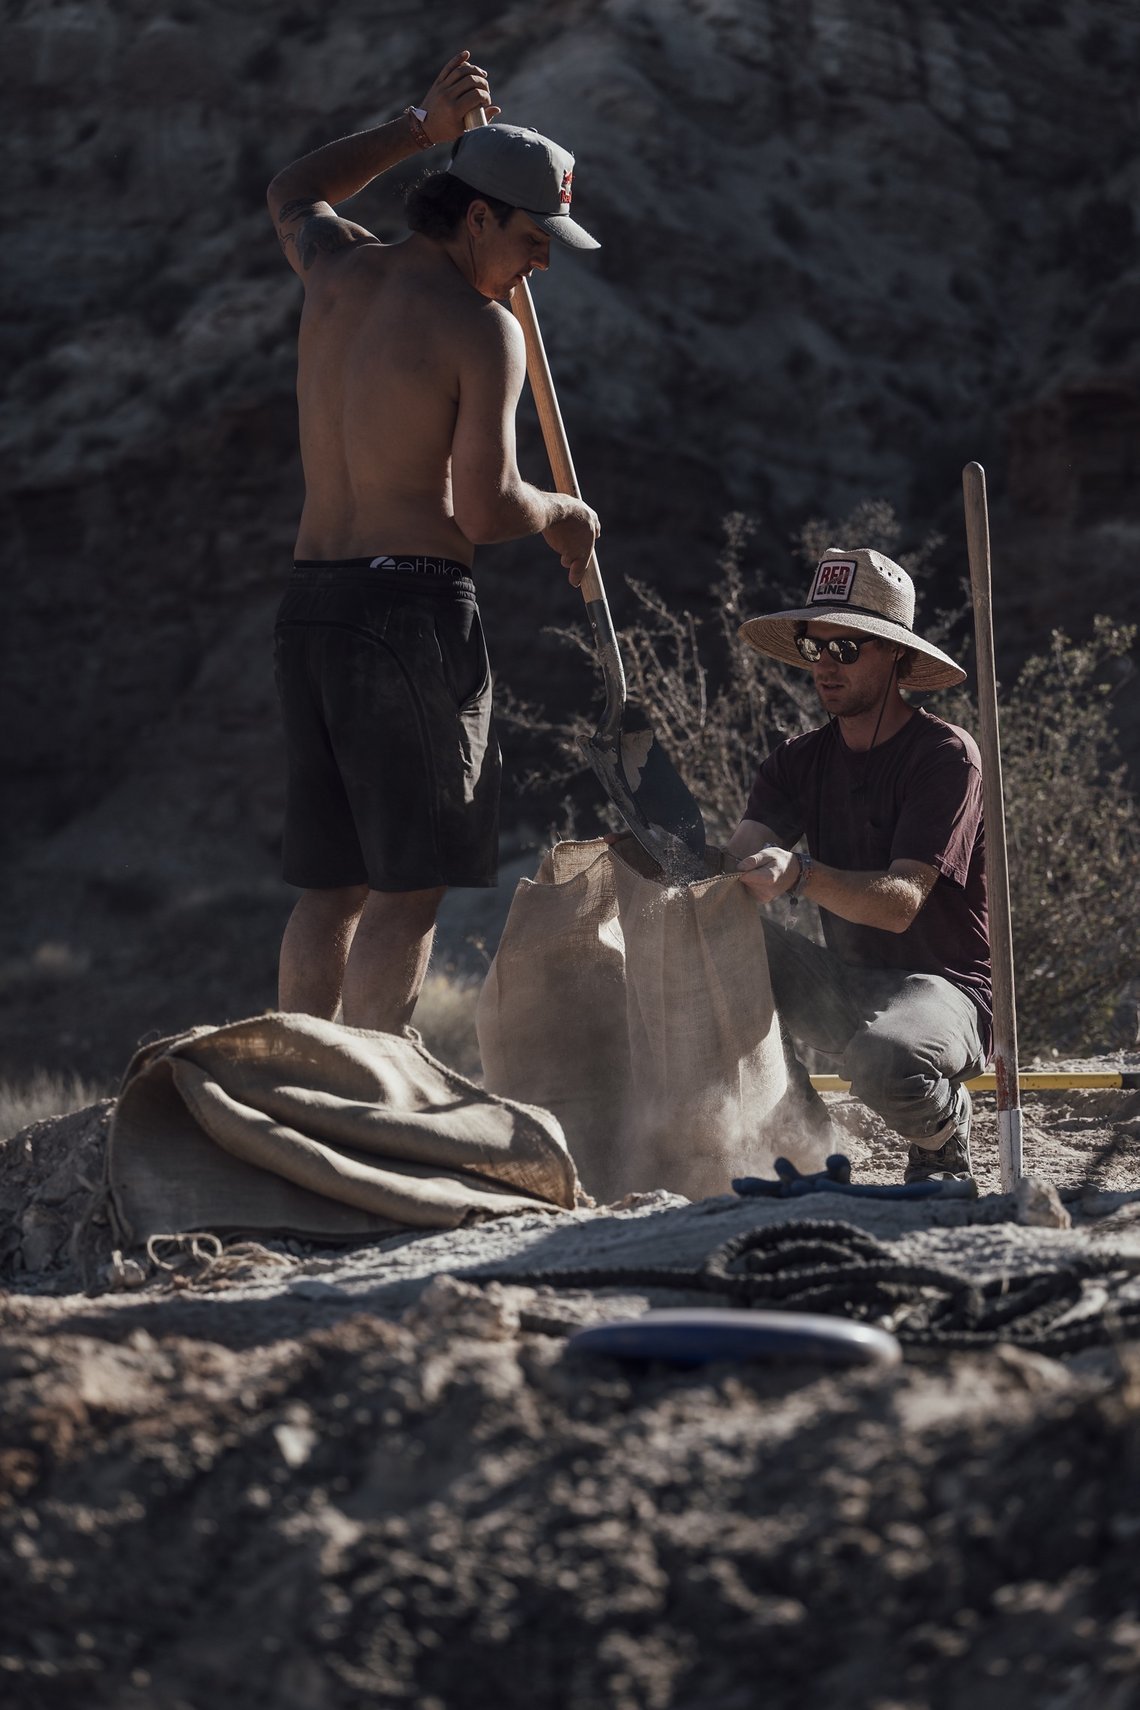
[560,169,573,206]
[810,558,857,603]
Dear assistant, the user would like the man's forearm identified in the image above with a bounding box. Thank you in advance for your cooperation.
[458,481,579,546]
[735,839,934,931]
[268,115,423,212]
[796,861,930,933]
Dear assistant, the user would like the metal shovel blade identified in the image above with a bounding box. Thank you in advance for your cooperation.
[582,702,708,883]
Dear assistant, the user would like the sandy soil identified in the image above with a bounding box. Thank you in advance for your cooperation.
[3,1058,1140,1709]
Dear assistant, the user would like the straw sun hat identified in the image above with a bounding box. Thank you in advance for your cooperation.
[738,547,965,692]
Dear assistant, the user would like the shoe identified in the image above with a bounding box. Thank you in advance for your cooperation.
[904,1086,973,1183]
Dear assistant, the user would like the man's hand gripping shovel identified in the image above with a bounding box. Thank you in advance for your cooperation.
[464,109,708,884]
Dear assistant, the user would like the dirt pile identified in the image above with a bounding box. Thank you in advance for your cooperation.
[0,1102,114,1292]
[3,1063,1140,1705]
[4,1288,1140,1709]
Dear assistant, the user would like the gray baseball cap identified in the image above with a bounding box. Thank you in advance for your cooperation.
[448,122,600,251]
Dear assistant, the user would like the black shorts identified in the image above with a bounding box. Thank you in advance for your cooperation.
[274,557,501,891]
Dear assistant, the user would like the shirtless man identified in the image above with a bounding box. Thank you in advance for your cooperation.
[267,52,600,1032]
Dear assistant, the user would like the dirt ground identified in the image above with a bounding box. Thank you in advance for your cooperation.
[3,1056,1140,1710]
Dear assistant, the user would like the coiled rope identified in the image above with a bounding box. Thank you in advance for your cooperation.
[474,1220,1140,1357]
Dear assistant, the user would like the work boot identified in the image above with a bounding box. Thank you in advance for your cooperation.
[904,1085,973,1183]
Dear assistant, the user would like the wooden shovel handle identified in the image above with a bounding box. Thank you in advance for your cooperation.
[508,285,605,607]
[963,461,1023,1188]
[463,104,606,611]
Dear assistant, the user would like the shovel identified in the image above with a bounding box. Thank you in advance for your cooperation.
[463,108,708,882]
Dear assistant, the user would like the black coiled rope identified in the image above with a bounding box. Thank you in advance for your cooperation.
[473,1219,1140,1358]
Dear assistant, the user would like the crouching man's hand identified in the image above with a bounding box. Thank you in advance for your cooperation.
[735,845,802,904]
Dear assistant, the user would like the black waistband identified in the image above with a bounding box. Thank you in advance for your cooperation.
[293,554,473,580]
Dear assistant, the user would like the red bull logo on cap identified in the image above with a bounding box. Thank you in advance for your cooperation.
[810,558,858,603]
[560,169,574,206]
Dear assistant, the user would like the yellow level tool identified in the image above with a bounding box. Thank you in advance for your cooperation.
[811,1071,1140,1093]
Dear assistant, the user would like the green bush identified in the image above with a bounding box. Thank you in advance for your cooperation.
[504,505,1138,1056]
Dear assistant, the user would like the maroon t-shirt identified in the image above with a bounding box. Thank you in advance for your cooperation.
[745,708,992,1048]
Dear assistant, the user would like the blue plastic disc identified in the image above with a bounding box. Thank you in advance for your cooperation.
[567,1308,901,1368]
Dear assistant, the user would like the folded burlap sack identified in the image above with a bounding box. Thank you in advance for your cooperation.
[109,1012,579,1243]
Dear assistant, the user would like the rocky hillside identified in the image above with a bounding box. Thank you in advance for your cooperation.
[2,0,1137,1080]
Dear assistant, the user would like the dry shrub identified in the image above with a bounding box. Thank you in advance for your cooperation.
[501,513,817,842]
[797,497,946,583]
[501,503,952,844]
[503,505,1139,1056]
[919,619,1138,1052]
[980,617,1138,1052]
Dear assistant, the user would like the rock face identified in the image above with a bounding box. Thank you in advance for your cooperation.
[2,0,1138,1077]
[1009,380,1140,525]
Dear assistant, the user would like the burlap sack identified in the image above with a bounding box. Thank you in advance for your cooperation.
[478,837,829,1203]
[609,838,818,1198]
[109,1012,578,1244]
[476,839,630,1201]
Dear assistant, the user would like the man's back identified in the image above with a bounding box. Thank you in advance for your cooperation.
[294,238,495,564]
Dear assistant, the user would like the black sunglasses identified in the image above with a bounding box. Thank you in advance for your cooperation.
[794,632,878,666]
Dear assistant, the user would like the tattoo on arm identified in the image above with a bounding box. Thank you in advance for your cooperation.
[274,196,313,260]
[297,215,363,269]
[273,193,369,270]
[275,196,318,224]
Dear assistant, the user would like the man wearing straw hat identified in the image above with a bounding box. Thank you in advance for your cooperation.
[265,51,600,1034]
[728,548,990,1183]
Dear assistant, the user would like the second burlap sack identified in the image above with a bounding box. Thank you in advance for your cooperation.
[479,837,829,1202]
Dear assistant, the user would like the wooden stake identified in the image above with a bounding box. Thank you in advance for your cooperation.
[962,462,1023,1188]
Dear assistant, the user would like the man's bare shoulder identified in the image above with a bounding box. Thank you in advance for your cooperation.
[452,293,525,367]
[380,251,525,359]
[450,299,526,401]
[474,294,525,347]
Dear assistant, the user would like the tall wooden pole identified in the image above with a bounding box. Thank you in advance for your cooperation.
[962,463,1023,1189]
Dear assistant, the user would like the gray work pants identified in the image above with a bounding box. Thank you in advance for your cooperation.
[762,919,987,1143]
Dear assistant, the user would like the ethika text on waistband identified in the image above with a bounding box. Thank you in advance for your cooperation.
[293,554,473,580]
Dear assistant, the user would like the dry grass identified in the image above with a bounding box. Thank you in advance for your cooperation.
[0,984,487,1135]
[0,1069,111,1142]
[414,969,483,1080]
